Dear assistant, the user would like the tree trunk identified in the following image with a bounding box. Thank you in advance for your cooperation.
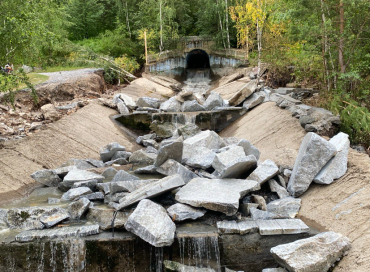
[159,0,163,52]
[125,1,131,38]
[320,0,330,91]
[339,0,345,73]
[225,0,231,48]
[216,0,226,48]
[256,18,262,81]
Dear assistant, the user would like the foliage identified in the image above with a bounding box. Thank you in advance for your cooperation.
[114,55,140,74]
[0,69,37,106]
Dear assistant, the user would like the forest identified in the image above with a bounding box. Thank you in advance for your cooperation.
[0,0,370,146]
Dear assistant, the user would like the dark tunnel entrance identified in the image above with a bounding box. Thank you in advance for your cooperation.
[186,49,211,69]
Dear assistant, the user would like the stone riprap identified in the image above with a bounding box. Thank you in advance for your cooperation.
[157,159,198,183]
[30,169,61,187]
[61,187,92,202]
[287,132,337,197]
[248,159,279,184]
[175,178,260,215]
[68,198,90,220]
[163,260,216,272]
[314,132,350,185]
[61,169,104,189]
[39,208,69,228]
[154,138,183,167]
[167,203,206,221]
[124,199,176,247]
[99,142,126,162]
[271,232,351,272]
[87,207,131,230]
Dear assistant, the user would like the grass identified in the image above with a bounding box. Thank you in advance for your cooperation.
[17,73,49,89]
[39,65,97,73]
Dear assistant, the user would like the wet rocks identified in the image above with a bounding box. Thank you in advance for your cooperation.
[182,100,205,112]
[163,260,216,272]
[87,207,130,230]
[160,97,182,112]
[7,207,56,230]
[314,132,350,185]
[61,187,92,202]
[68,198,91,220]
[150,121,176,138]
[30,169,61,187]
[217,220,240,234]
[15,224,100,242]
[112,170,139,182]
[99,142,126,162]
[124,199,176,247]
[287,132,337,197]
[248,159,279,184]
[178,123,201,139]
[154,138,183,167]
[204,91,224,110]
[129,149,157,165]
[167,203,206,221]
[212,146,257,178]
[271,231,351,272]
[137,97,160,109]
[256,219,309,235]
[175,178,260,215]
[60,169,104,189]
[157,159,198,183]
[116,175,185,210]
[40,208,69,228]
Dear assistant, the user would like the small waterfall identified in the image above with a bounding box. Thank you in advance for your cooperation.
[178,236,221,272]
[182,69,212,100]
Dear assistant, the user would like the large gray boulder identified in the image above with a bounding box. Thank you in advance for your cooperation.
[271,231,351,272]
[228,80,257,106]
[117,100,130,115]
[178,123,201,140]
[204,91,224,110]
[212,146,257,178]
[114,93,137,109]
[101,167,118,179]
[31,169,61,187]
[87,207,131,230]
[243,91,265,110]
[61,169,104,188]
[137,97,160,109]
[6,207,57,230]
[182,100,205,112]
[129,149,157,165]
[71,179,99,191]
[157,159,198,183]
[61,187,92,202]
[185,147,217,170]
[160,97,182,112]
[124,199,176,247]
[99,142,126,162]
[248,159,279,184]
[314,132,350,185]
[175,178,260,216]
[287,132,337,197]
[115,175,185,210]
[111,151,132,161]
[182,130,223,163]
[39,208,70,228]
[154,138,183,167]
[237,139,260,160]
[68,198,91,220]
[167,203,206,221]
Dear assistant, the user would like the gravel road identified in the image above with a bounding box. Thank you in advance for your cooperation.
[39,68,102,84]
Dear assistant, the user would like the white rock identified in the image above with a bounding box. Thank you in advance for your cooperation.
[248,159,279,185]
[167,203,206,221]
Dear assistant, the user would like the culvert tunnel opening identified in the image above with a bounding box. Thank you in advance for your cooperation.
[186,49,211,70]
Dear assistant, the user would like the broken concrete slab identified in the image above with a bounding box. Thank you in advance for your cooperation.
[124,199,176,247]
[268,179,290,199]
[271,231,351,272]
[116,175,185,210]
[167,203,206,222]
[237,139,260,160]
[256,220,283,235]
[157,159,198,183]
[154,138,183,167]
[61,187,92,202]
[163,260,216,272]
[275,219,309,234]
[99,142,126,162]
[287,132,337,197]
[212,146,257,178]
[137,97,160,109]
[267,197,301,219]
[30,169,61,187]
[250,207,277,220]
[175,178,260,216]
[238,220,259,235]
[15,224,100,242]
[314,132,350,185]
[262,268,287,272]
[217,221,240,234]
[228,80,258,106]
[129,149,157,165]
[39,208,69,228]
[61,169,104,188]
[87,207,131,230]
[243,91,265,110]
[68,198,91,220]
[248,159,279,185]
[7,207,59,230]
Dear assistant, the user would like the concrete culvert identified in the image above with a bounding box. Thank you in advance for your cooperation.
[186,49,210,69]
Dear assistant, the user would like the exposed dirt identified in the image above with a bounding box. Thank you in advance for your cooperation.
[222,101,370,272]
[0,102,140,205]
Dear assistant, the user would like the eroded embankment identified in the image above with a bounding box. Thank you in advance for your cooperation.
[0,103,140,204]
[221,102,370,272]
